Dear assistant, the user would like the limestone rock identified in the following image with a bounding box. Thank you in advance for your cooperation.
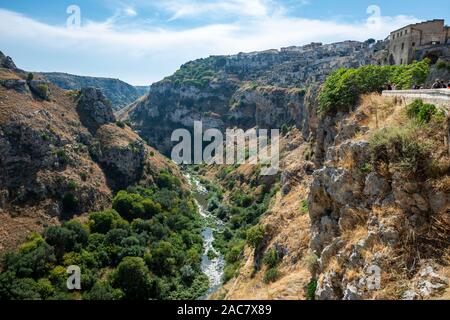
[316,271,341,300]
[0,79,29,94]
[76,87,115,132]
[0,51,17,69]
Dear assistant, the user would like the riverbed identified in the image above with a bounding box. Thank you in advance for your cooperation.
[185,173,225,299]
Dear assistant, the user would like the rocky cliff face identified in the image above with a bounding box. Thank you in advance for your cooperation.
[308,96,450,300]
[0,55,178,253]
[214,93,449,300]
[122,41,378,154]
[41,72,149,111]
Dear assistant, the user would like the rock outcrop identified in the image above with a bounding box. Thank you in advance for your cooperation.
[76,87,116,132]
[0,51,16,70]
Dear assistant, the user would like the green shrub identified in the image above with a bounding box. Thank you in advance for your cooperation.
[406,99,441,124]
[263,268,280,284]
[35,84,49,100]
[155,171,180,189]
[56,149,69,165]
[67,180,78,191]
[281,124,290,136]
[27,73,34,81]
[89,209,124,234]
[225,242,245,263]
[63,220,89,245]
[263,248,282,268]
[111,257,159,300]
[115,121,125,128]
[246,225,265,248]
[44,226,77,257]
[306,278,317,300]
[300,199,309,214]
[84,281,123,300]
[369,125,430,175]
[223,263,239,283]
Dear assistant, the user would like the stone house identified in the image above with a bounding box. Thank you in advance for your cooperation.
[388,19,450,65]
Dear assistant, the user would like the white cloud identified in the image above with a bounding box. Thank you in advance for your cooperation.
[0,7,419,84]
[124,7,138,17]
[160,0,274,21]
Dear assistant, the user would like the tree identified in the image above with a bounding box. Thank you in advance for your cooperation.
[141,199,162,218]
[84,281,123,300]
[246,225,265,248]
[112,191,145,221]
[146,241,176,275]
[112,257,159,300]
[89,209,124,234]
[44,226,77,257]
[3,243,56,278]
[63,220,89,245]
[155,171,180,189]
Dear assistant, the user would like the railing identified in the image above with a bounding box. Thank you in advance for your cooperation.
[382,89,450,107]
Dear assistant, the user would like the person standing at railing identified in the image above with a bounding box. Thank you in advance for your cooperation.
[432,79,442,89]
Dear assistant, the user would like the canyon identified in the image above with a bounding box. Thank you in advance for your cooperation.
[1,26,449,300]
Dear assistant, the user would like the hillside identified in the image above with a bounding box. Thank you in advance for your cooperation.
[0,52,178,253]
[40,72,149,111]
[205,93,449,300]
[120,41,380,153]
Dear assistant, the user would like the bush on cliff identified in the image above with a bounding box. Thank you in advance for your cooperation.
[319,59,430,115]
[369,125,431,176]
[406,99,442,124]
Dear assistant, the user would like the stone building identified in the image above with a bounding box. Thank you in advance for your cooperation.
[388,19,450,65]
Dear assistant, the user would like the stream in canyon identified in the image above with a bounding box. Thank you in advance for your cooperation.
[185,173,225,299]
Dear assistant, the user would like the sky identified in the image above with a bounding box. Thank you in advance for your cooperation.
[0,0,448,85]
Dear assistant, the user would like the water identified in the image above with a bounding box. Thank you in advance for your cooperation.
[185,173,225,299]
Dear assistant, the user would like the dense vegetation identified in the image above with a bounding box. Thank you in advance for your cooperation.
[0,171,209,300]
[190,165,279,283]
[167,58,221,88]
[318,59,430,114]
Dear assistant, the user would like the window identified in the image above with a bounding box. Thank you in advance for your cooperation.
[400,58,403,64]
[401,43,405,50]
[412,42,416,47]
[405,30,408,35]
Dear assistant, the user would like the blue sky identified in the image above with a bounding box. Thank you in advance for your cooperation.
[0,0,448,85]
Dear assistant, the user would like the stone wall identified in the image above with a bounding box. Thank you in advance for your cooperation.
[382,89,450,107]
